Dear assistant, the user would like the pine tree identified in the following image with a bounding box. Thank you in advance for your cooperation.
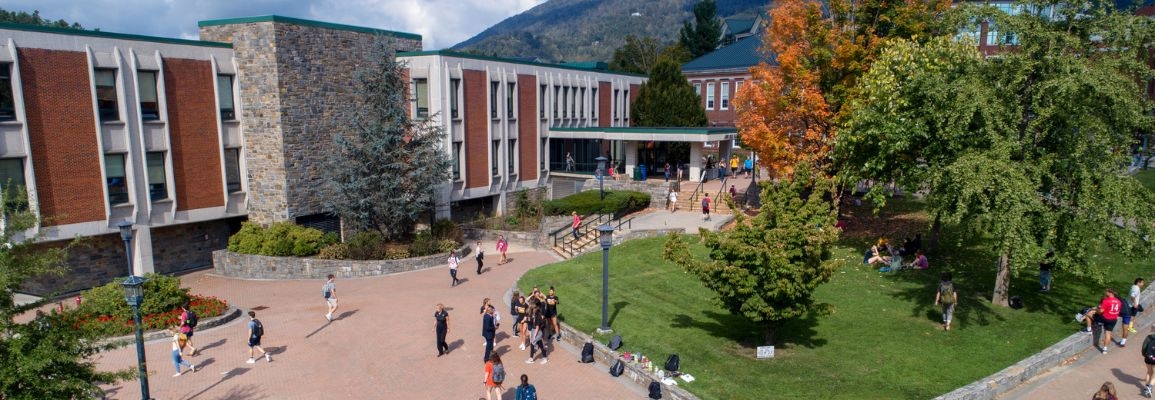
[0,8,86,29]
[679,0,723,59]
[631,58,707,127]
[326,39,451,239]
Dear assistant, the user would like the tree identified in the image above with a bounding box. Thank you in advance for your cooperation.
[0,8,86,29]
[734,0,951,176]
[663,164,841,345]
[837,2,1155,306]
[326,39,451,239]
[0,187,128,398]
[630,58,708,127]
[609,35,662,75]
[679,0,723,59]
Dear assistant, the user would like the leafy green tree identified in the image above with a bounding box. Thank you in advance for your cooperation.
[326,39,451,240]
[679,0,723,59]
[0,186,128,398]
[663,165,842,345]
[837,1,1155,306]
[609,35,662,75]
[631,58,708,127]
[0,8,86,29]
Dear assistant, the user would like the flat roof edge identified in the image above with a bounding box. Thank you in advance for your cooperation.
[0,23,232,48]
[198,16,422,41]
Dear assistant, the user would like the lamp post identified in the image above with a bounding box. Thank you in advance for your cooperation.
[595,156,608,200]
[596,224,614,334]
[118,221,150,400]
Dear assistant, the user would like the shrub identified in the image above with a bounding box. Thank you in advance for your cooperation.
[316,243,350,260]
[346,231,386,260]
[64,274,228,337]
[431,218,463,244]
[543,190,651,217]
[383,244,411,259]
[226,221,331,257]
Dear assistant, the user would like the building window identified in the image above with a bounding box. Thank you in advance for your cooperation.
[694,82,701,97]
[105,153,128,205]
[452,142,462,181]
[450,78,461,119]
[623,89,629,119]
[539,84,547,119]
[146,151,167,201]
[540,138,547,171]
[224,148,242,193]
[217,74,235,120]
[138,71,159,121]
[613,89,619,118]
[562,87,569,118]
[706,82,715,110]
[413,78,429,119]
[578,87,585,118]
[506,82,516,119]
[492,140,501,176]
[720,81,730,110]
[490,81,500,119]
[553,86,560,119]
[591,88,598,119]
[0,158,26,211]
[95,69,119,122]
[735,80,743,95]
[0,64,14,121]
[508,139,517,174]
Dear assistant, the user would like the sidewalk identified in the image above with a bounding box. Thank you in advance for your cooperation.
[95,246,647,399]
[999,324,1153,400]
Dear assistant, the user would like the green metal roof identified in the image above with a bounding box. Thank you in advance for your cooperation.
[397,50,646,77]
[0,22,232,48]
[198,15,422,41]
[560,61,609,70]
[725,18,757,36]
[681,34,772,73]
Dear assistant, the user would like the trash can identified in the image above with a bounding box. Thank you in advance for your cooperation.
[639,164,647,181]
[633,167,642,181]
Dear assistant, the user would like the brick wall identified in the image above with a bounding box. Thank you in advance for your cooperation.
[163,58,225,211]
[19,48,106,225]
[463,69,489,189]
[599,82,611,128]
[517,74,537,180]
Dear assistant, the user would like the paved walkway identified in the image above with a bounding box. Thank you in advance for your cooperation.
[95,244,648,400]
[1000,327,1154,400]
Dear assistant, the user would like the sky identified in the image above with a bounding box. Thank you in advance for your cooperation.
[3,0,548,50]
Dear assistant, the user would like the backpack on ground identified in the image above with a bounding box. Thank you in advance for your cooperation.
[492,363,506,384]
[252,319,264,338]
[608,335,623,351]
[609,359,624,377]
[664,354,680,372]
[185,310,198,328]
[1009,295,1023,310]
[580,342,595,363]
[939,282,956,305]
[648,380,662,399]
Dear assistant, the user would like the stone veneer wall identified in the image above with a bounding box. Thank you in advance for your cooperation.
[150,218,239,274]
[200,21,421,225]
[213,244,471,279]
[582,178,675,209]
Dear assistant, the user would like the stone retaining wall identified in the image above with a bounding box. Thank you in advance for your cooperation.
[102,306,242,347]
[554,318,699,400]
[936,293,1155,400]
[582,179,674,209]
[211,245,473,279]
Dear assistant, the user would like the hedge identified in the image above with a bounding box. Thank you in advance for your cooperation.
[543,190,650,217]
[227,221,337,257]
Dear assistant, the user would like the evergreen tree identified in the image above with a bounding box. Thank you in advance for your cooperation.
[663,164,842,345]
[679,0,723,59]
[631,58,708,127]
[0,8,86,29]
[326,39,451,239]
[0,187,129,398]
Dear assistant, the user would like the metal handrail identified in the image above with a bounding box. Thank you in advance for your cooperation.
[688,170,707,211]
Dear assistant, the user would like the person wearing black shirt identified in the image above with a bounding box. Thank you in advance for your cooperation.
[482,305,497,362]
[545,287,560,341]
[434,304,450,357]
[1039,251,1055,293]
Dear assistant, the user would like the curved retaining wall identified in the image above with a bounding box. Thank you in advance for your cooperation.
[211,245,473,279]
[101,306,243,347]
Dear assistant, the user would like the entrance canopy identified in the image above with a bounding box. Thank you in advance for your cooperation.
[549,127,737,142]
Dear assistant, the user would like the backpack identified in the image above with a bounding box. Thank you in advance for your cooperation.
[580,342,595,363]
[492,363,506,384]
[517,384,538,400]
[608,335,623,351]
[609,359,624,377]
[185,310,198,328]
[251,319,264,338]
[1144,335,1155,363]
[1009,295,1023,310]
[664,354,680,372]
[648,381,662,399]
[939,282,956,305]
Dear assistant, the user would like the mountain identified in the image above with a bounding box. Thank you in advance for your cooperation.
[451,0,769,63]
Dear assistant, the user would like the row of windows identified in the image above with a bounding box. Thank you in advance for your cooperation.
[450,138,558,182]
[92,68,236,123]
[103,149,242,206]
[693,79,743,111]
[410,78,631,122]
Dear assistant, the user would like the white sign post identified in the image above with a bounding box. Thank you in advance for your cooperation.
[756,346,775,359]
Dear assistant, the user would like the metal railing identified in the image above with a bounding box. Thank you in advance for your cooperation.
[548,213,635,258]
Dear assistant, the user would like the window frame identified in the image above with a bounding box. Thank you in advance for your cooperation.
[539,84,547,119]
[450,78,461,120]
[137,70,160,121]
[0,64,15,121]
[0,157,27,211]
[145,151,168,201]
[95,69,120,122]
[720,81,730,110]
[452,142,462,181]
[706,82,715,110]
[508,138,517,175]
[490,81,500,119]
[217,74,236,121]
[224,148,242,193]
[413,78,429,119]
[105,153,129,205]
[491,140,501,176]
[506,82,516,119]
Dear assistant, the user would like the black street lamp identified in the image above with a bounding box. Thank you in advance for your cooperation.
[595,156,608,200]
[118,221,151,400]
[596,223,614,334]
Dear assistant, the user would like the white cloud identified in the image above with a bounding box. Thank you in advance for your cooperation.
[3,0,546,49]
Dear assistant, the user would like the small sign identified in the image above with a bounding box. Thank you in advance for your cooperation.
[756,346,775,359]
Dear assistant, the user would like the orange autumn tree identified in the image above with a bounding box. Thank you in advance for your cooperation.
[735,0,952,176]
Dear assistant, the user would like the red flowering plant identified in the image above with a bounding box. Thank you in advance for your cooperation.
[59,273,229,338]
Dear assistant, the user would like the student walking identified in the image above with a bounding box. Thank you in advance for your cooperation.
[435,303,451,357]
[510,291,523,338]
[482,304,497,362]
[246,311,271,363]
[1092,381,1118,400]
[1141,324,1155,397]
[475,241,485,275]
[702,193,711,221]
[571,211,581,240]
[515,374,538,400]
[323,274,338,322]
[169,326,195,377]
[1096,288,1123,353]
[497,236,509,265]
[179,302,198,356]
[565,152,574,172]
[545,287,560,341]
[668,190,678,212]
[484,353,506,400]
[934,272,957,331]
[1039,251,1054,292]
[1132,278,1146,333]
[449,251,461,287]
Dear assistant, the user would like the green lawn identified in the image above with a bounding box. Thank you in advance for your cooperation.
[518,193,1154,399]
[1138,169,1155,192]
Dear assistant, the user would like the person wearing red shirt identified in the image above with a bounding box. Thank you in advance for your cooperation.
[1091,288,1123,354]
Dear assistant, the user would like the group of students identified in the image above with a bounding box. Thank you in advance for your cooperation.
[448,237,511,286]
[867,235,929,272]
[167,301,271,377]
[476,286,558,400]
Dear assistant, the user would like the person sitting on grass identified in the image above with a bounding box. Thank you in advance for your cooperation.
[867,238,892,266]
[905,250,929,270]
